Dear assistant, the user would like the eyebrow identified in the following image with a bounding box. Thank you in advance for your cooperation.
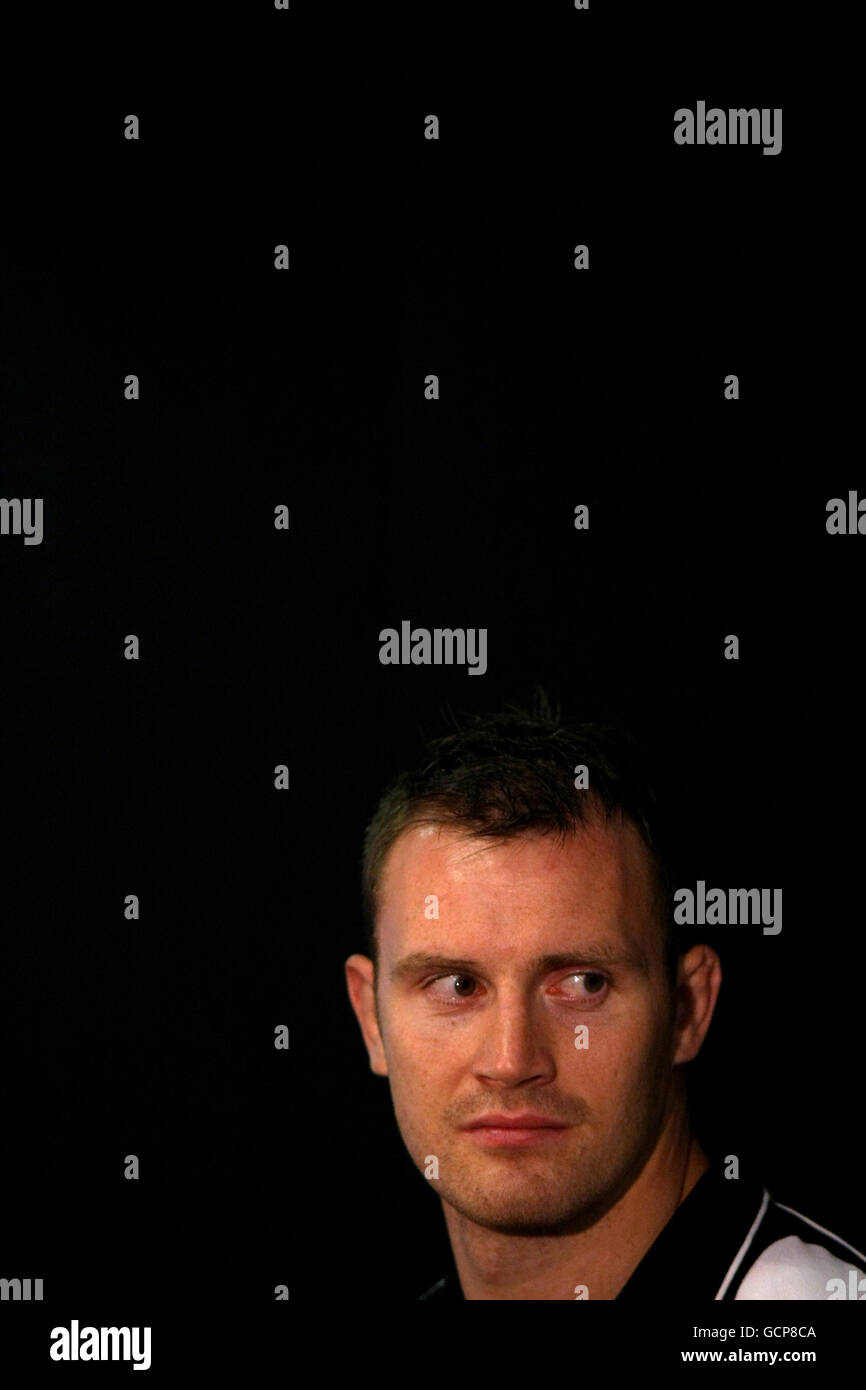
[390,944,651,982]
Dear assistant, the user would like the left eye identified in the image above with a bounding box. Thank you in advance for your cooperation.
[554,972,608,1000]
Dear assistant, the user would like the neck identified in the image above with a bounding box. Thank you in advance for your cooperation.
[442,1103,709,1301]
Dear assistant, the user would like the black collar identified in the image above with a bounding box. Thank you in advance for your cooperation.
[616,1163,766,1299]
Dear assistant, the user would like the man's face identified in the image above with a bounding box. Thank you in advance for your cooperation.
[358,819,684,1233]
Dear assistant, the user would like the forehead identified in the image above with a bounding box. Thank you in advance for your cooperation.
[377,818,660,964]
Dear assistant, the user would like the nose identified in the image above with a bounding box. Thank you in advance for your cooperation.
[471,987,557,1088]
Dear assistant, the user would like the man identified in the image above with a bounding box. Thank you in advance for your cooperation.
[345,699,866,1300]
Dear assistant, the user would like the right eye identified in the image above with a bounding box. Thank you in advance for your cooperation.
[424,974,484,1006]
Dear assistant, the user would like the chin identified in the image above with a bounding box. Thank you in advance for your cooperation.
[445,1187,593,1234]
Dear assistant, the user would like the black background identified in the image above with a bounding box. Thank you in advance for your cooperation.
[1,2,860,1375]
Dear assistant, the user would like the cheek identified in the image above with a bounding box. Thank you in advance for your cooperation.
[383,1047,456,1156]
[378,1007,458,1097]
[380,994,487,1064]
[566,1009,670,1093]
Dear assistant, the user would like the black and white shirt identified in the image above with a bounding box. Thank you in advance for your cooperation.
[418,1162,866,1300]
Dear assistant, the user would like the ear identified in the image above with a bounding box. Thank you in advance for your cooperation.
[345,953,389,1076]
[671,944,722,1065]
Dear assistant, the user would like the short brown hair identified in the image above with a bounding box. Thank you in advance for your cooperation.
[360,691,677,979]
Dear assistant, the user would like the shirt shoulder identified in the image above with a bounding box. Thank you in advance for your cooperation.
[728,1196,866,1301]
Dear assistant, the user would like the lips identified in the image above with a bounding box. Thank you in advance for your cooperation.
[461,1114,571,1149]
[463,1114,569,1130]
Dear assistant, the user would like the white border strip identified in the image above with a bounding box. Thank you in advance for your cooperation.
[714,1188,770,1299]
